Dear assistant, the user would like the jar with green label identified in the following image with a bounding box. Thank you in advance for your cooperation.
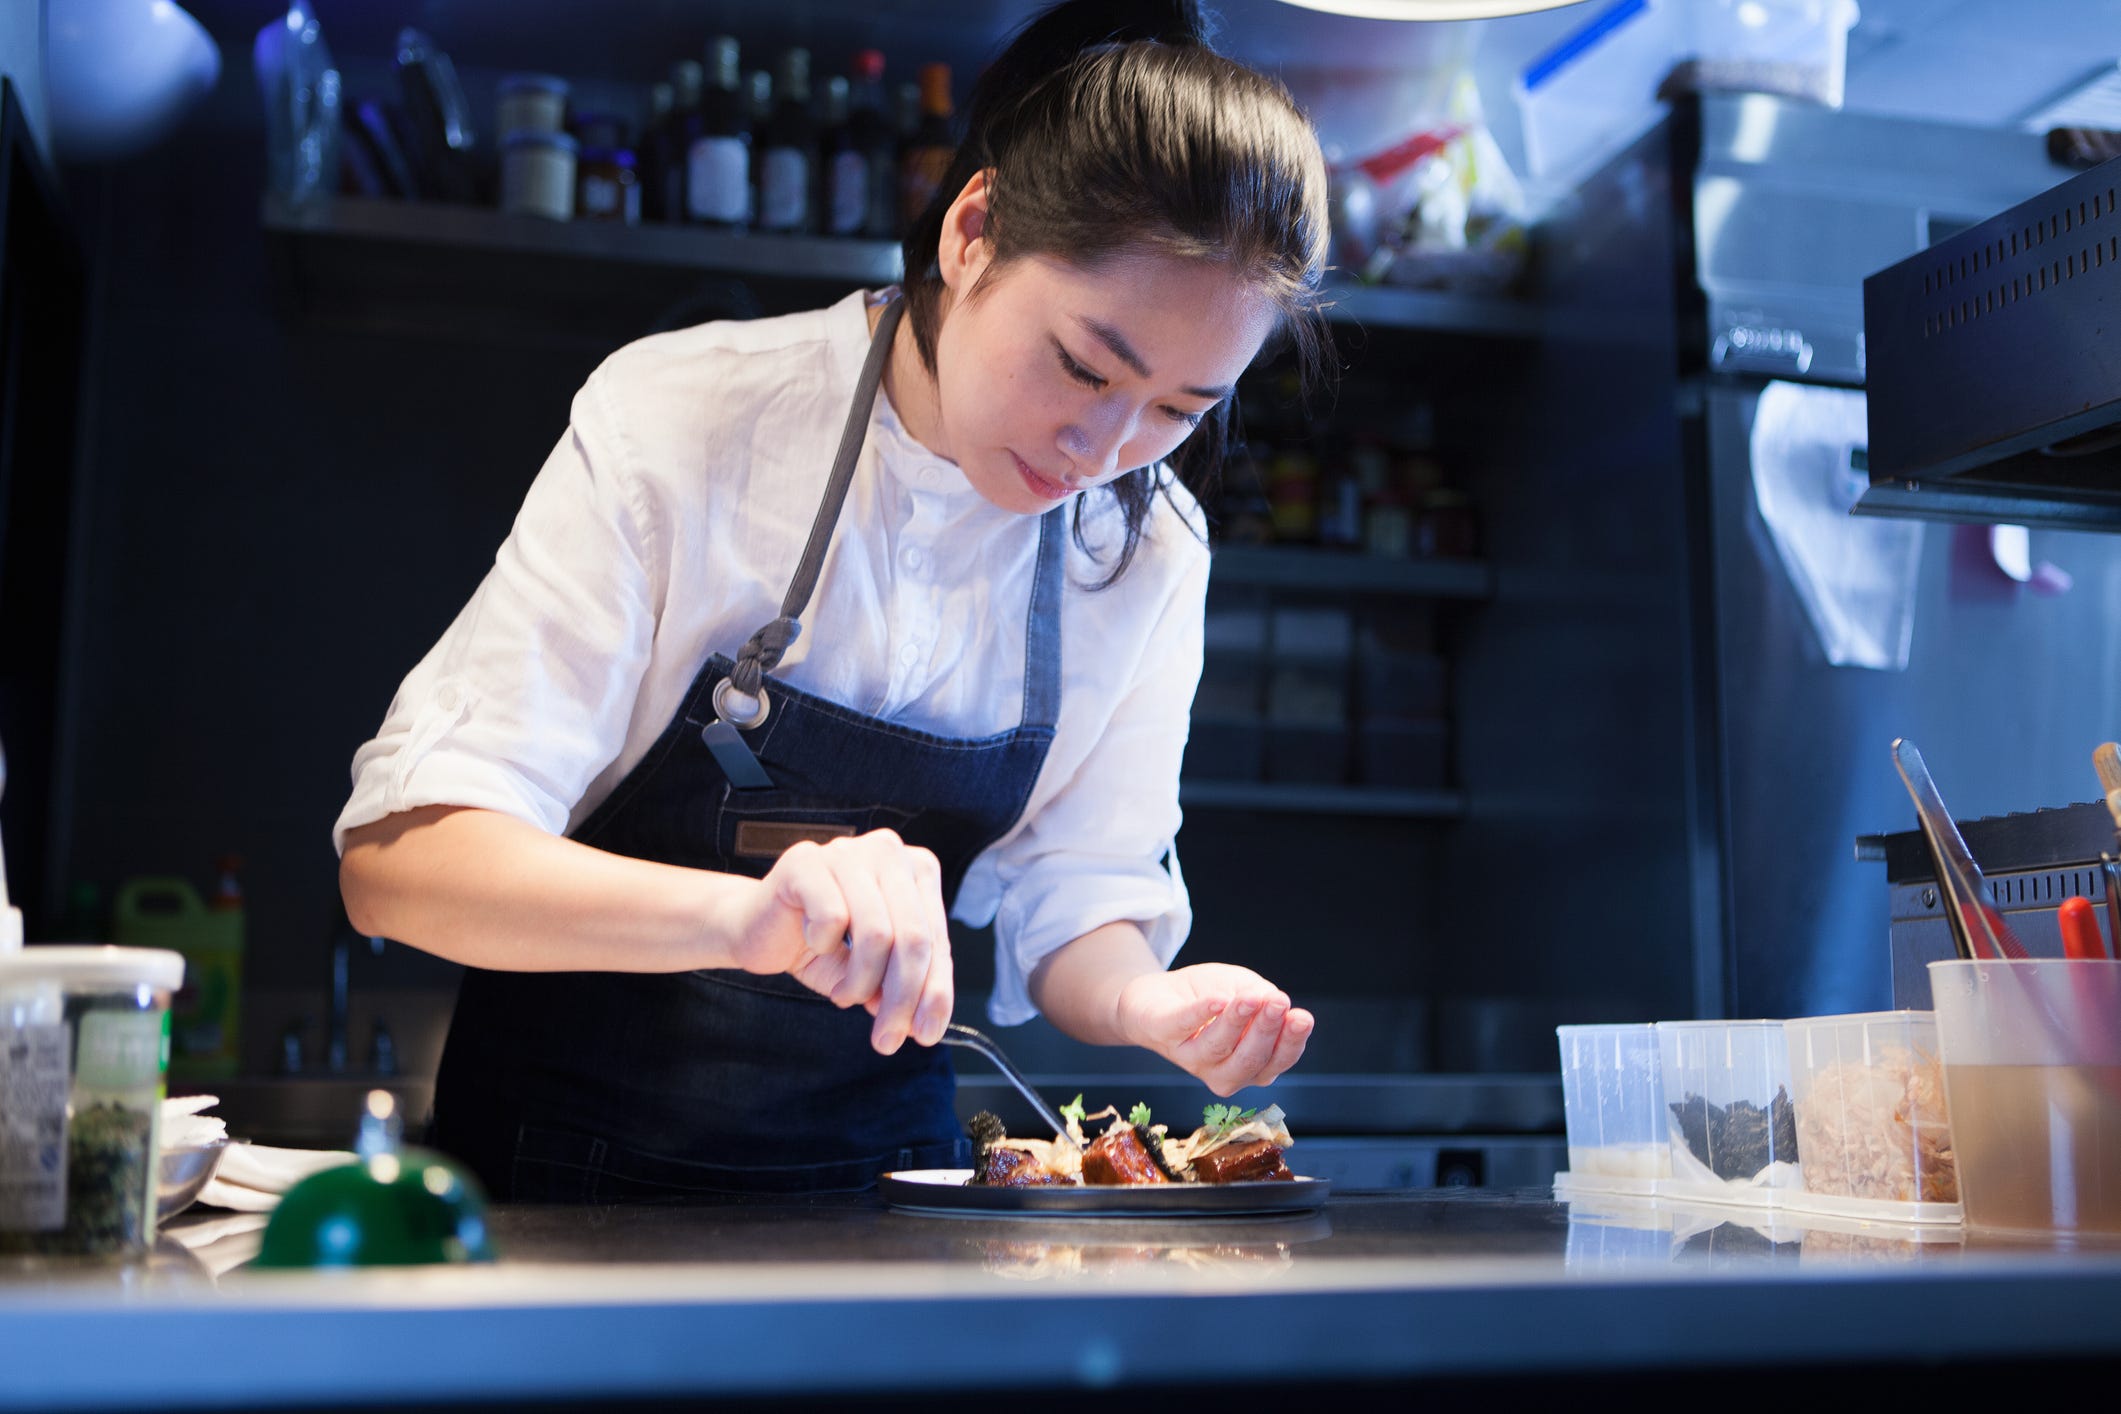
[0,945,184,1259]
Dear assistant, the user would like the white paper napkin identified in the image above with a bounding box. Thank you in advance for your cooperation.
[198,1142,355,1212]
[1750,380,1924,671]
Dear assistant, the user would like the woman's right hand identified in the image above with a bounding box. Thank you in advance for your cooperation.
[725,830,954,1056]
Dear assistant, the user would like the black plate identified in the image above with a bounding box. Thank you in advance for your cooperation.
[879,1168,1330,1218]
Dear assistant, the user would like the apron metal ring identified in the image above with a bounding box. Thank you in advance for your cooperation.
[712,678,771,731]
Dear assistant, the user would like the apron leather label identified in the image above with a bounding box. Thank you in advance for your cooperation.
[734,820,857,859]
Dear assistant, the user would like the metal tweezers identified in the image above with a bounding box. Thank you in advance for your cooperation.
[939,1022,1084,1150]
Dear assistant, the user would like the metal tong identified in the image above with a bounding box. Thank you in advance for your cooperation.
[1893,739,2031,961]
[939,1022,1084,1151]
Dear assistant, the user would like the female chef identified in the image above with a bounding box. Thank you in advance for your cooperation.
[335,0,1333,1200]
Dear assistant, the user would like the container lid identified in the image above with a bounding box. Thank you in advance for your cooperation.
[0,944,184,992]
[497,73,569,96]
[503,130,578,153]
[1654,1018,1785,1029]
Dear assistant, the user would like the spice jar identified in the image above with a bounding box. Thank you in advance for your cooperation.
[1415,488,1478,559]
[1264,447,1320,544]
[575,146,640,224]
[501,131,578,221]
[0,944,186,1259]
[496,73,568,138]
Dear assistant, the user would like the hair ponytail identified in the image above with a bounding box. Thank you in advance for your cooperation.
[898,0,1331,588]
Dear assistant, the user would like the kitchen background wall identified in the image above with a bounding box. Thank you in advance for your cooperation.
[20,0,2121,1083]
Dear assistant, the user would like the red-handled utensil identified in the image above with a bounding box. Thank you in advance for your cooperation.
[2060,896,2109,961]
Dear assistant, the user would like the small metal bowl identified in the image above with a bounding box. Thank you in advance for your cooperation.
[157,1137,231,1222]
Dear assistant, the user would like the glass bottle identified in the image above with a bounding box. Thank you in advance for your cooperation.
[846,49,897,239]
[746,70,773,230]
[663,60,704,228]
[640,80,673,221]
[686,36,750,228]
[757,49,818,234]
[899,62,955,227]
[818,76,861,238]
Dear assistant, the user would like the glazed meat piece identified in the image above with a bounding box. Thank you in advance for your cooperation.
[977,1146,1065,1187]
[1081,1126,1171,1185]
[1190,1139,1294,1184]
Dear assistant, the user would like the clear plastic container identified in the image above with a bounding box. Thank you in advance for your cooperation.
[1514,0,1858,187]
[1515,0,1683,187]
[1683,0,1859,107]
[1556,1023,1670,1194]
[0,946,185,1259]
[1655,1020,1800,1206]
[1931,958,2121,1237]
[1783,1010,1960,1224]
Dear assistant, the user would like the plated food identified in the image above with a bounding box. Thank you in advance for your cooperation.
[970,1099,1298,1187]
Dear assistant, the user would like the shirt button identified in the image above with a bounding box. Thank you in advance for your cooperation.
[923,466,942,487]
[436,683,464,712]
[901,547,923,571]
[898,642,920,667]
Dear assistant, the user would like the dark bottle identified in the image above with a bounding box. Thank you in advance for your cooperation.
[899,62,955,227]
[686,36,750,228]
[640,80,673,221]
[895,80,920,147]
[746,70,772,231]
[818,76,860,238]
[846,49,897,239]
[757,49,817,234]
[663,60,704,226]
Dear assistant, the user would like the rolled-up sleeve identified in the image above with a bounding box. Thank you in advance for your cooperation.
[983,539,1209,1026]
[333,369,661,853]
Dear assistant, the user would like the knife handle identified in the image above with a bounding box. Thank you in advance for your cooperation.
[2060,896,2109,961]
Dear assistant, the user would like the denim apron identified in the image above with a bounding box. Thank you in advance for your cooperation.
[429,299,1066,1200]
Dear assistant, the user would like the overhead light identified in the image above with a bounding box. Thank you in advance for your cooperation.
[1273,0,1593,18]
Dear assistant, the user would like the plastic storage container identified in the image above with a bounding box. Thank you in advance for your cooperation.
[1556,1023,1670,1194]
[0,945,186,1259]
[1514,0,1858,188]
[1655,1019,1800,1206]
[1931,958,2121,1237]
[1783,1010,1960,1224]
[1515,0,1685,187]
[113,876,242,1081]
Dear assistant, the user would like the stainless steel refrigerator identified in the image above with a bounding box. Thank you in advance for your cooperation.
[1548,92,2121,1021]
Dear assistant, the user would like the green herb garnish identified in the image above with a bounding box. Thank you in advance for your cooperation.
[1128,1102,1153,1127]
[1201,1103,1259,1136]
[1059,1094,1086,1126]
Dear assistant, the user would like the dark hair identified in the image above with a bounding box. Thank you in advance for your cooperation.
[899,0,1332,588]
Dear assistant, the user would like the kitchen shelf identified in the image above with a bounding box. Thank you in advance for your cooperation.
[1324,281,1545,339]
[1179,782,1466,819]
[1209,546,1492,598]
[264,193,902,285]
[260,195,1545,340]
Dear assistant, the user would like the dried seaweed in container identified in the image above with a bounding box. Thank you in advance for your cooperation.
[10,1103,153,1258]
[1671,1087,1800,1180]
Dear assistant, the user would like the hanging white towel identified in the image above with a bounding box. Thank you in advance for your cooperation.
[1750,380,1924,671]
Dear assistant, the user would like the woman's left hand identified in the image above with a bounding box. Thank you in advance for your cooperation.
[1114,963,1313,1097]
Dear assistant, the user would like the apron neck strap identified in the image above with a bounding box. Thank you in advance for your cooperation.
[729,296,906,700]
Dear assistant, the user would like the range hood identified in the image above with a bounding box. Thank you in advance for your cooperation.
[1859,156,2121,531]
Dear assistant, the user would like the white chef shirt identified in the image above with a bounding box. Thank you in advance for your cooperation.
[333,288,1208,1026]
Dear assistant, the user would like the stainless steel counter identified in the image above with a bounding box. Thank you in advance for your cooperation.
[4,1188,2119,1409]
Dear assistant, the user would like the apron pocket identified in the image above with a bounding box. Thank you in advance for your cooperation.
[713,793,916,868]
[509,1125,609,1204]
